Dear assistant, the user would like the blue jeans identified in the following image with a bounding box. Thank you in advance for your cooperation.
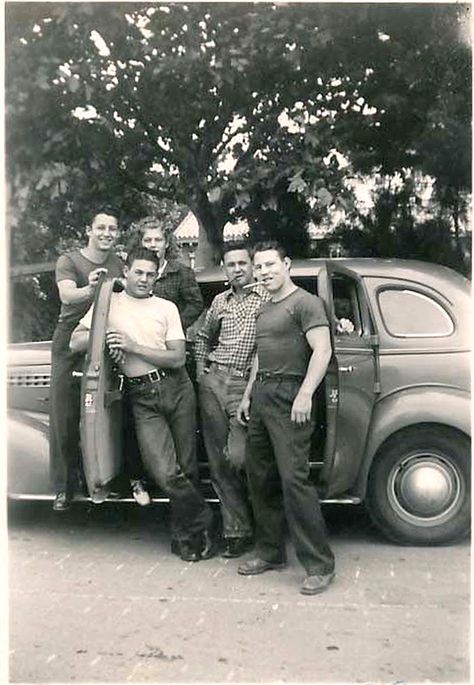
[128,369,213,541]
[198,367,253,539]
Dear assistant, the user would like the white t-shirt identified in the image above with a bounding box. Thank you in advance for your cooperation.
[80,291,185,377]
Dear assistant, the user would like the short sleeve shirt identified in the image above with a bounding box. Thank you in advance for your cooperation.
[256,287,328,376]
[56,251,124,325]
[80,291,185,377]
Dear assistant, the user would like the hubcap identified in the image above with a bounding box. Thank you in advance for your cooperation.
[388,452,463,526]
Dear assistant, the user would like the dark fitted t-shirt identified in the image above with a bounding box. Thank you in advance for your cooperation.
[55,251,124,325]
[255,287,329,377]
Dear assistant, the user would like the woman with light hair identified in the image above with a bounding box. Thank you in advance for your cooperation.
[127,216,203,330]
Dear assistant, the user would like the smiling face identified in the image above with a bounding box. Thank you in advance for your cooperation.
[141,227,167,260]
[87,213,119,252]
[252,249,291,293]
[124,258,158,298]
[223,249,253,289]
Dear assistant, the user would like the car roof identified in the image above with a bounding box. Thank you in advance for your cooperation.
[10,256,469,295]
[195,257,469,292]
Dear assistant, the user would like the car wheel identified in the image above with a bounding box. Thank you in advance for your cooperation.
[367,427,470,545]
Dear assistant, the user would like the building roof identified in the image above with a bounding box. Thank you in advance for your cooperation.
[175,211,249,243]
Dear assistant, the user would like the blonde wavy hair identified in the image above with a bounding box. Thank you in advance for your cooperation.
[126,216,180,260]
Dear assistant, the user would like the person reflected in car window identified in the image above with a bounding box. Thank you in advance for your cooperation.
[70,248,217,562]
[50,206,123,512]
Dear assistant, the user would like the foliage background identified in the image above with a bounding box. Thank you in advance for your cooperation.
[6,2,471,340]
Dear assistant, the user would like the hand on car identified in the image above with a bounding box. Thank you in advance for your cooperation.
[88,267,108,288]
[237,396,251,426]
[291,391,312,424]
[106,330,136,354]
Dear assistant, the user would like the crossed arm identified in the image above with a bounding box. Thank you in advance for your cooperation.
[70,325,186,369]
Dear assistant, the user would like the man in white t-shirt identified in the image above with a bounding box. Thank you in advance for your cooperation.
[70,248,215,562]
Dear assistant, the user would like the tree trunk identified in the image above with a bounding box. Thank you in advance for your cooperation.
[188,192,226,267]
[194,215,220,268]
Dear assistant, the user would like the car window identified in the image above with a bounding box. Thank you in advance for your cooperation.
[10,272,59,343]
[331,273,363,336]
[377,288,454,337]
[293,276,319,295]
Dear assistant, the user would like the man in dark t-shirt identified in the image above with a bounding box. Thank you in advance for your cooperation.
[237,241,335,595]
[50,208,123,511]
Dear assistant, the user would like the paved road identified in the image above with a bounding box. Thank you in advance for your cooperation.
[8,501,470,683]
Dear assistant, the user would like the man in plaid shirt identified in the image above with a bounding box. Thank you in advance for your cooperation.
[195,241,269,558]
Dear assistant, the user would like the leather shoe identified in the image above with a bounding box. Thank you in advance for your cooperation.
[221,537,253,558]
[52,492,71,512]
[177,539,200,562]
[300,572,335,595]
[238,557,286,575]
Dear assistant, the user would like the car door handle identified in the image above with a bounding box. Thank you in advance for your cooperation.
[37,397,49,403]
[339,365,355,373]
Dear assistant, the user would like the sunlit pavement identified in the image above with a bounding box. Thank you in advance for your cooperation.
[8,501,470,683]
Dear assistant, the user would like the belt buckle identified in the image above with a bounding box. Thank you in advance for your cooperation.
[148,369,160,383]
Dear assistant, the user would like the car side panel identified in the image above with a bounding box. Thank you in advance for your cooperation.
[7,411,51,497]
[352,385,471,499]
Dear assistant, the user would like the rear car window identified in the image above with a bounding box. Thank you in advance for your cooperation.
[377,288,454,337]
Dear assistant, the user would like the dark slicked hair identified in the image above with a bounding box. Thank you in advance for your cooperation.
[88,204,120,225]
[251,240,288,261]
[221,240,252,260]
[125,247,159,269]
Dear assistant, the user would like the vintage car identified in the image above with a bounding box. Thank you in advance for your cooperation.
[7,258,471,546]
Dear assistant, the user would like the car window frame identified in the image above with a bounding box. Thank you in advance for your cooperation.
[376,284,456,340]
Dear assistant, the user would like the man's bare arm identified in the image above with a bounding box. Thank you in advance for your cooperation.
[57,267,108,305]
[105,331,186,369]
[70,323,90,353]
[236,354,259,425]
[291,326,332,424]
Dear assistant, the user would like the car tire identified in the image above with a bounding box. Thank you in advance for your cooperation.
[367,426,470,545]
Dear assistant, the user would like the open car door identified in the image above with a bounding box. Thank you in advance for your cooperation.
[318,261,380,498]
[80,277,124,502]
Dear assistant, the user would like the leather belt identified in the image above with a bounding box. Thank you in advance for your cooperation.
[125,368,167,387]
[209,362,249,379]
[256,372,304,382]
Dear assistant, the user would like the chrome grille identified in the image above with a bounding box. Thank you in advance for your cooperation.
[8,373,51,387]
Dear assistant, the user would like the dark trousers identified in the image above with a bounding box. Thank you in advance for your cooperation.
[49,323,83,494]
[128,369,212,540]
[246,379,335,575]
[199,367,253,539]
[122,395,146,481]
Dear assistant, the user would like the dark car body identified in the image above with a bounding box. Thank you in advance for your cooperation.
[8,258,471,544]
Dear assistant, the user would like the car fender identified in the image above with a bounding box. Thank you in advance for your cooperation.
[353,386,471,500]
[7,410,52,498]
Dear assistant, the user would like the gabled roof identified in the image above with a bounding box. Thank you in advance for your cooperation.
[175,211,249,243]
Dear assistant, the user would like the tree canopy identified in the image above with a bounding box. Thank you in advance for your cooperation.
[6,2,471,265]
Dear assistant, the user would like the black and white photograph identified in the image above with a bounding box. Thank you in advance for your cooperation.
[6,2,471,683]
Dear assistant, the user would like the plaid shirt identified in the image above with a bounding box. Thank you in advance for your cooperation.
[152,260,204,330]
[194,285,269,372]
